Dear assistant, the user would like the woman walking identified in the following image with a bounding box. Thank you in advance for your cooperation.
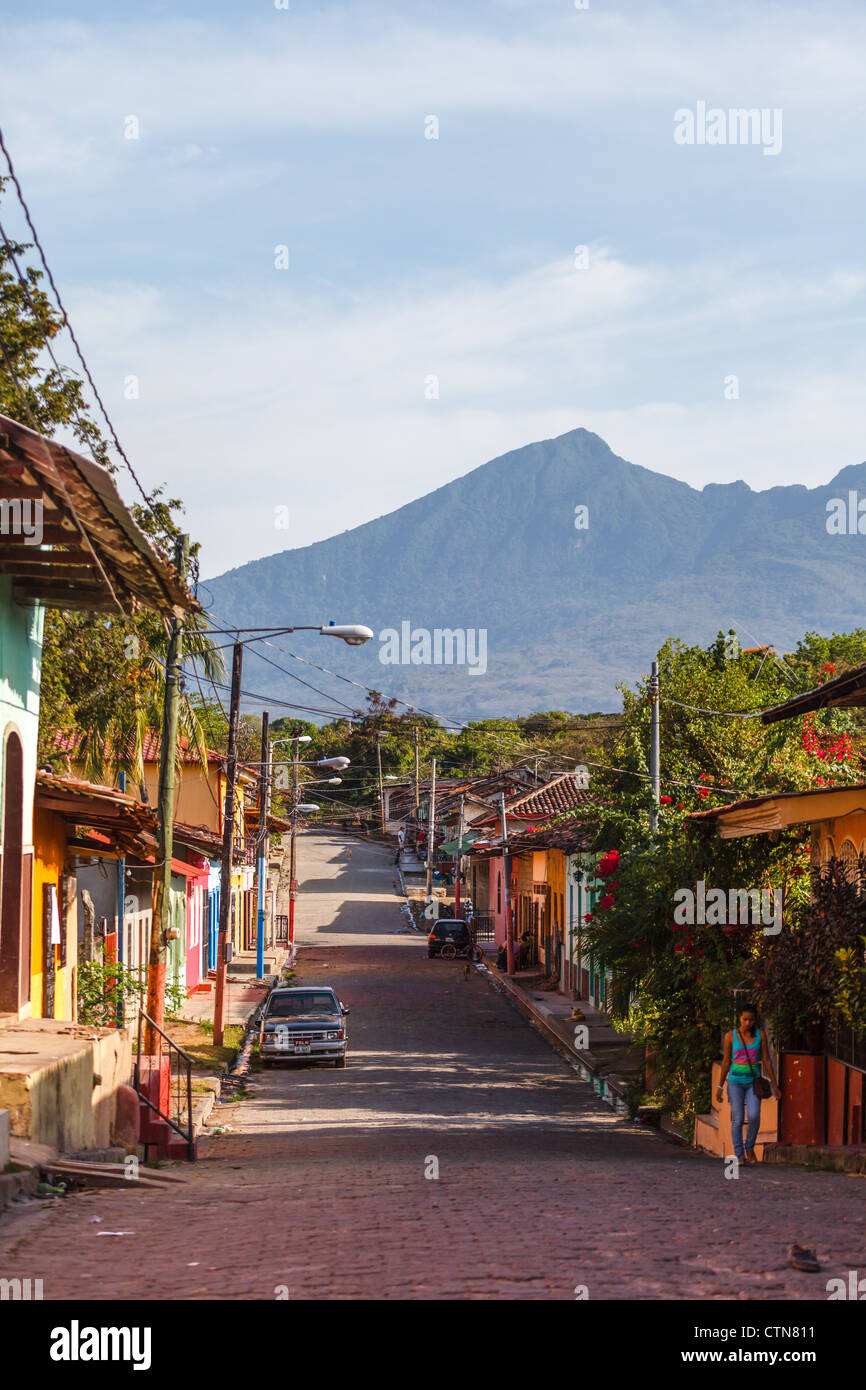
[716,1002,780,1164]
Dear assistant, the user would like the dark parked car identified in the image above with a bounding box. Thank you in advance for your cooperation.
[427,919,481,960]
[259,987,349,1067]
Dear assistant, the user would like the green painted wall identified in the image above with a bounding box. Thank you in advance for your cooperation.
[0,580,43,844]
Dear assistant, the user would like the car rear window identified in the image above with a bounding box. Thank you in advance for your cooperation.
[267,992,339,1017]
[434,923,467,937]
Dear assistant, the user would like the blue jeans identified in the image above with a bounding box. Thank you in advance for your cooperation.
[728,1079,761,1160]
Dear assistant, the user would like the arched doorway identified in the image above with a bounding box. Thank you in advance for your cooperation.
[0,730,25,1012]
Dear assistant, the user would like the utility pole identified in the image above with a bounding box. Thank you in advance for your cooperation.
[213,640,243,1048]
[145,534,188,1049]
[255,711,270,981]
[499,791,514,975]
[288,739,300,948]
[649,658,660,832]
[425,757,437,907]
[116,769,126,1029]
[376,730,387,834]
[413,725,420,820]
[455,793,465,918]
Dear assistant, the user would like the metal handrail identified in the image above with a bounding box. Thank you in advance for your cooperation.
[134,1007,196,1161]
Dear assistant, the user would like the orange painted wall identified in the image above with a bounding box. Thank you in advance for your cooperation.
[826,1057,847,1146]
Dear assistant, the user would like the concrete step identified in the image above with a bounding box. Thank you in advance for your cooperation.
[695,1108,777,1161]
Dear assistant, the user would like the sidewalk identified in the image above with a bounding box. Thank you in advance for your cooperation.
[178,977,269,1028]
[485,964,644,1115]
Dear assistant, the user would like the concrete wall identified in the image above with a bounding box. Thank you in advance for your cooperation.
[0,1021,132,1152]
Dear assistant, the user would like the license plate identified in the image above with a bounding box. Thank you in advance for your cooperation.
[293,1041,311,1053]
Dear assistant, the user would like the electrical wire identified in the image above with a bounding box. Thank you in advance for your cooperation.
[662,696,769,719]
[0,320,129,620]
[0,127,164,535]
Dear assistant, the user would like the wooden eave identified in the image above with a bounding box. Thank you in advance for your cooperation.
[0,414,199,617]
[688,783,866,838]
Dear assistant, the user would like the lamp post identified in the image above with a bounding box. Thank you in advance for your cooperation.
[375,731,387,835]
[273,740,351,952]
[212,623,371,1046]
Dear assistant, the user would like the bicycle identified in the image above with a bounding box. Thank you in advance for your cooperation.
[439,938,484,963]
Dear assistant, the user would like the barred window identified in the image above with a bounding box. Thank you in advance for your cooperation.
[837,838,860,885]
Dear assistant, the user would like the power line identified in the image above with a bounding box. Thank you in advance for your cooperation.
[661,696,767,719]
[0,320,129,620]
[0,127,164,536]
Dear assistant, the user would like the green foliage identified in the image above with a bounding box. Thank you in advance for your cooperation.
[752,858,866,1045]
[1,176,224,781]
[0,190,107,460]
[572,629,865,1127]
[40,610,225,785]
[77,956,186,1027]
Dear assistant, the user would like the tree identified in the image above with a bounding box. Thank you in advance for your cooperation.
[571,630,862,1131]
[1,176,224,782]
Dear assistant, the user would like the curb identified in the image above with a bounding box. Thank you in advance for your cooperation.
[481,966,635,1119]
[0,1164,41,1212]
[191,1080,221,1138]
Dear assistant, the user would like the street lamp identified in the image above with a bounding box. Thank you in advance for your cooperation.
[212,622,370,1046]
[319,623,373,645]
[274,746,354,956]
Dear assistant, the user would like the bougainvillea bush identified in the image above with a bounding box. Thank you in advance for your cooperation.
[566,630,866,1132]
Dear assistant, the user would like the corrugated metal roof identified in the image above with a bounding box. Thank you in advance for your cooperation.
[760,663,866,723]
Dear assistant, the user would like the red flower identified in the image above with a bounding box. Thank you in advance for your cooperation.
[660,795,673,805]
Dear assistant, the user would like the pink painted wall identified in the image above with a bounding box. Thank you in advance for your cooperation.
[185,877,208,992]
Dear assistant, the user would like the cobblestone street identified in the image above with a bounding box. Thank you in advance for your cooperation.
[1,836,864,1301]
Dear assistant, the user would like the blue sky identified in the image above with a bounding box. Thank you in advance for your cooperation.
[1,0,864,576]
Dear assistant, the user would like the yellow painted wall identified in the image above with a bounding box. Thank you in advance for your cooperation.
[142,762,223,834]
[68,754,251,838]
[30,808,76,1020]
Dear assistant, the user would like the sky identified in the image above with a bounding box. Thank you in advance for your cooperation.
[1,0,864,578]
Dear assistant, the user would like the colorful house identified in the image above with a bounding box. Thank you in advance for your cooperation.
[686,659,866,1156]
[0,413,195,1021]
[467,820,599,995]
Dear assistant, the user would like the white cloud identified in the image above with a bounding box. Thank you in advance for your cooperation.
[56,245,866,576]
[2,5,866,191]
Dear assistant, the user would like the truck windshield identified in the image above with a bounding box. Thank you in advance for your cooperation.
[267,993,338,1017]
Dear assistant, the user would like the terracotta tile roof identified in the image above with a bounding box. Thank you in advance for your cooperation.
[468,822,597,857]
[45,728,258,781]
[469,773,591,828]
[35,770,258,862]
[505,772,591,817]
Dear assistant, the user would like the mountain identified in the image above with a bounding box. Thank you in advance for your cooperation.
[205,429,866,719]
